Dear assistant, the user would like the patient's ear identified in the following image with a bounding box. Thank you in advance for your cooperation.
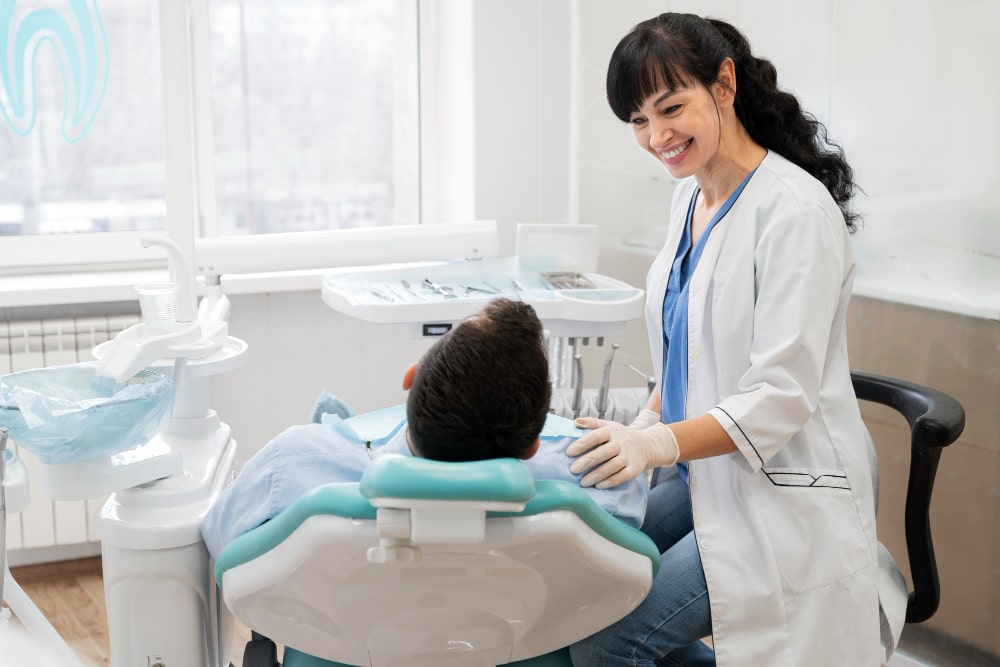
[402,363,418,390]
[520,438,541,460]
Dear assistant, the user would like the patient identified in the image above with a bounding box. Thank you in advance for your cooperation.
[200,298,648,560]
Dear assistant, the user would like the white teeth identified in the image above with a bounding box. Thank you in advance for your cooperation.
[662,139,691,159]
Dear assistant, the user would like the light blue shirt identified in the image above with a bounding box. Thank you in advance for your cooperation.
[200,405,648,560]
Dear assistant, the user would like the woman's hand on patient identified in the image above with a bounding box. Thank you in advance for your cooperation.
[629,408,661,430]
[568,418,679,489]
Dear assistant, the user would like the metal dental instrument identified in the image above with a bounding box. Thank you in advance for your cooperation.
[572,353,584,420]
[511,279,525,291]
[400,279,426,300]
[386,285,409,301]
[624,363,657,396]
[596,344,619,419]
[423,277,456,298]
[461,284,497,295]
[367,286,394,302]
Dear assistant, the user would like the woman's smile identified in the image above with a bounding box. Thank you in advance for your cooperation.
[659,138,693,164]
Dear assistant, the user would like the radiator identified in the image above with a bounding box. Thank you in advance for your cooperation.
[1,311,141,561]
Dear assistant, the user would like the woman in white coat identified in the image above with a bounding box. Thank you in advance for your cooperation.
[567,13,908,666]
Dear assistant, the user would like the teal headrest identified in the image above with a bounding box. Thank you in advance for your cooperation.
[360,455,536,503]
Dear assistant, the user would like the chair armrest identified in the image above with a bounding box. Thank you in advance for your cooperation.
[851,371,966,623]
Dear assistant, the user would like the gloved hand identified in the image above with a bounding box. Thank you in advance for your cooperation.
[629,408,661,430]
[568,418,679,489]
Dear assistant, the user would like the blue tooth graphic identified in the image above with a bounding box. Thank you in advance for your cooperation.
[0,0,110,143]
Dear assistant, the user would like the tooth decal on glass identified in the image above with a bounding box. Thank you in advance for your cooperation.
[0,0,111,143]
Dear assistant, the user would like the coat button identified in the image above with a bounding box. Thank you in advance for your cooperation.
[699,538,709,551]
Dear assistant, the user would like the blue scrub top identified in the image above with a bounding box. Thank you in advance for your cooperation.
[660,169,756,484]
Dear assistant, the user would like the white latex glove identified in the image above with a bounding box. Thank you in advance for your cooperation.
[568,417,679,489]
[629,408,661,430]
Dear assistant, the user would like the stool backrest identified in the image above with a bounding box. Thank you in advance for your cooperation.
[851,371,965,623]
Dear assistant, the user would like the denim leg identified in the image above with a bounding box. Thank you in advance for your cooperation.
[654,641,717,667]
[641,473,695,553]
[569,530,714,666]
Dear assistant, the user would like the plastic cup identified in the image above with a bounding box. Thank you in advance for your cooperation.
[136,283,179,335]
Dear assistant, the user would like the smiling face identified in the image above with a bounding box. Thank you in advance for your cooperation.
[606,15,744,184]
[628,77,726,181]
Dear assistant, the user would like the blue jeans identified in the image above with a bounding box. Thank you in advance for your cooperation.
[570,473,716,666]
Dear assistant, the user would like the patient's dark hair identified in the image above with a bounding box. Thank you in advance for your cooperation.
[406,298,551,462]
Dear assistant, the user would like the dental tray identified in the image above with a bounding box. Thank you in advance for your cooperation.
[321,256,645,338]
[541,271,596,290]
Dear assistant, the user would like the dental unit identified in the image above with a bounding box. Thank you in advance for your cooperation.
[0,233,249,667]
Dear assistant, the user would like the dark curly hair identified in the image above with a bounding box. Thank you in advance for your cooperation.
[406,298,551,462]
[607,13,860,230]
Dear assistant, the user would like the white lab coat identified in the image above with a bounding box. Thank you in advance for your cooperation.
[644,151,908,666]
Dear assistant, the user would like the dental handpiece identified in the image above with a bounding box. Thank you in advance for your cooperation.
[596,344,619,419]
[624,363,657,396]
[572,353,584,420]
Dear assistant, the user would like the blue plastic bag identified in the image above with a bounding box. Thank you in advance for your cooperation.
[0,362,175,464]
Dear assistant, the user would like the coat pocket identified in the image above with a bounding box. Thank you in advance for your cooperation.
[756,467,872,594]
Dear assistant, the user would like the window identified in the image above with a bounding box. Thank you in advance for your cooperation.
[206,0,420,236]
[0,0,421,271]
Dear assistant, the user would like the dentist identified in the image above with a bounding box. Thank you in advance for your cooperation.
[567,13,906,666]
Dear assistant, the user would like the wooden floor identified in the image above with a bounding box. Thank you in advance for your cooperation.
[6,556,252,667]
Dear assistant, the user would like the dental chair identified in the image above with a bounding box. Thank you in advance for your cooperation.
[215,455,660,667]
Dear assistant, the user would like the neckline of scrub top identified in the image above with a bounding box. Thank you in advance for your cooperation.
[658,168,757,485]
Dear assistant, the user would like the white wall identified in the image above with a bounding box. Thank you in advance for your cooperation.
[833,0,1000,318]
[472,0,573,252]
